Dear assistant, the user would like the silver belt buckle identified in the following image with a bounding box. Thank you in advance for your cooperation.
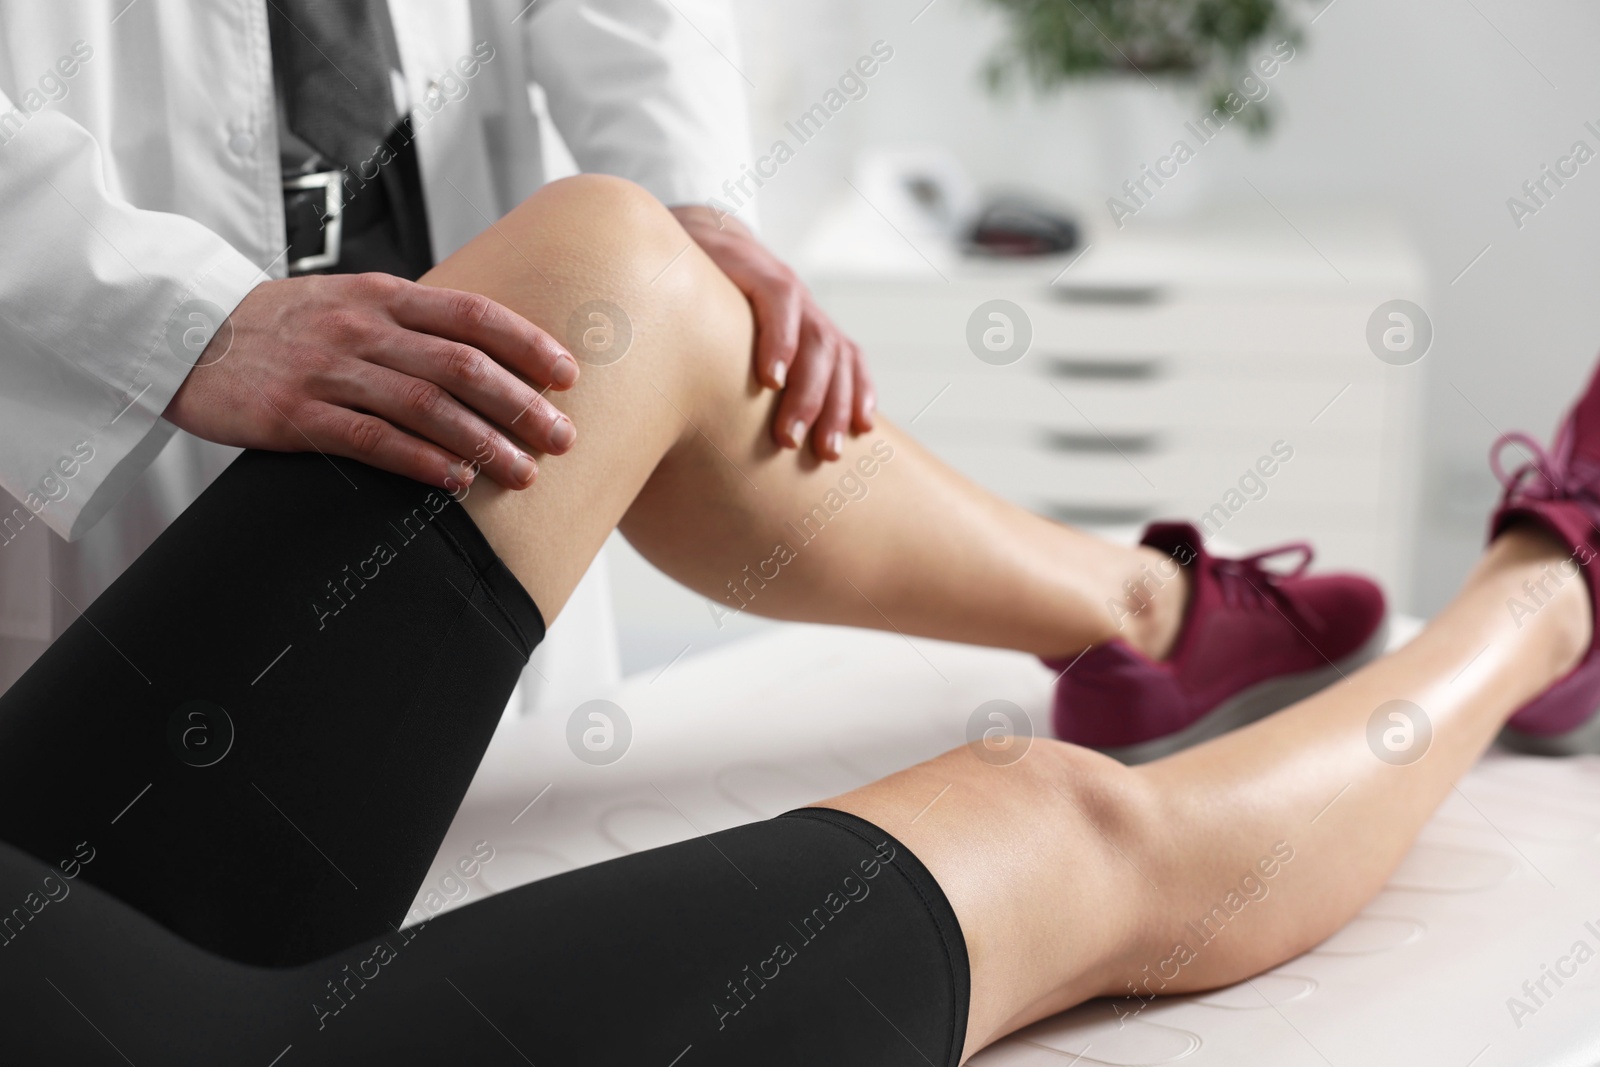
[284,170,345,274]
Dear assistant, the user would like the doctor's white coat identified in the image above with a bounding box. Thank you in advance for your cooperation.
[0,0,752,695]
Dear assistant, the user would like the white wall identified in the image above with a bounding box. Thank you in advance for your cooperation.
[729,0,1600,616]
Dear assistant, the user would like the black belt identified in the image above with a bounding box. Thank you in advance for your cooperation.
[283,169,342,273]
[283,166,398,275]
[282,119,435,280]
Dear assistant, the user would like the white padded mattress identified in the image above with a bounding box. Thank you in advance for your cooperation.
[421,620,1600,1066]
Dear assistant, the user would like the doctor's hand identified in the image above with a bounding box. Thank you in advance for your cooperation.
[165,274,580,492]
[670,205,875,461]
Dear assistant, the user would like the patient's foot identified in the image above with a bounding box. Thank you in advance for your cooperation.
[1045,522,1386,763]
[1489,359,1600,753]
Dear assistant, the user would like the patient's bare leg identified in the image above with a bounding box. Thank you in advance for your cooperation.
[430,176,1183,662]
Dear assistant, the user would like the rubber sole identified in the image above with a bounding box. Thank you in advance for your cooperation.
[1096,619,1393,765]
[1498,708,1600,756]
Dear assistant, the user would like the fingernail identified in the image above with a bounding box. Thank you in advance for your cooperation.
[788,419,806,447]
[771,361,788,388]
[863,394,876,424]
[553,355,579,388]
[510,453,537,486]
[827,431,843,457]
[547,415,579,451]
[456,460,478,485]
[549,417,576,452]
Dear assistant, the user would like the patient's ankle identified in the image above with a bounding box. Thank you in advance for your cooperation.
[1478,524,1593,676]
[1118,546,1192,661]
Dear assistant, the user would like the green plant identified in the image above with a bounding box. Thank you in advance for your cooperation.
[980,0,1303,134]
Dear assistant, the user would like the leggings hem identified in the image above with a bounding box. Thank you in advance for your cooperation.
[432,496,546,655]
[780,806,972,1067]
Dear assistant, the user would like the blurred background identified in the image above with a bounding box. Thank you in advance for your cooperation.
[562,0,1600,674]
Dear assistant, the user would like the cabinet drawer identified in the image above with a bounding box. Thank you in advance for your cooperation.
[918,438,1381,508]
[876,369,1382,436]
[815,285,1389,373]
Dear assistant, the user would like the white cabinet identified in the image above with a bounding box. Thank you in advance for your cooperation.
[803,205,1427,603]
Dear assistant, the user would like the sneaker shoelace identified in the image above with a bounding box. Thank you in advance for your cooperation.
[1490,421,1595,508]
[1211,542,1316,618]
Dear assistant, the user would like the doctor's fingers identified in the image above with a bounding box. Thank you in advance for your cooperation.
[772,321,840,453]
[333,362,559,490]
[292,398,480,494]
[850,344,878,434]
[386,279,580,393]
[744,270,804,390]
[368,331,576,459]
[810,346,856,461]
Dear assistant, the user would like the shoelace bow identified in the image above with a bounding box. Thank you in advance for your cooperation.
[1490,421,1595,509]
[1211,542,1315,614]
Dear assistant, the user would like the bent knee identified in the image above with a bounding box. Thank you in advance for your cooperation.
[423,173,679,301]
[425,172,750,397]
[543,176,752,366]
[536,172,666,216]
[514,174,682,264]
[514,174,741,327]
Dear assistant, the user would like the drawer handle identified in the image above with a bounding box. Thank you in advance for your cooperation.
[1044,356,1164,381]
[1042,502,1158,526]
[1039,429,1162,455]
[1049,284,1165,305]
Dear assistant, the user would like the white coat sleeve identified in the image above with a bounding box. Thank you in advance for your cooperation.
[522,0,754,211]
[0,96,263,542]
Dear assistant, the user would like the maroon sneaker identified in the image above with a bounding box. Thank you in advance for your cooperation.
[1490,362,1600,754]
[1045,522,1387,763]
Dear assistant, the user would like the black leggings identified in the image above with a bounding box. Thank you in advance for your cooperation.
[0,451,969,1065]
